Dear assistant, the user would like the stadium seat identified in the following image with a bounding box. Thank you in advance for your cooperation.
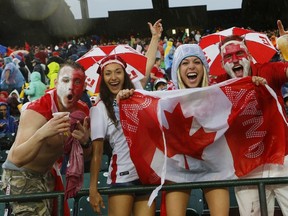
[77,171,109,216]
[77,195,108,216]
[186,208,200,216]
[0,163,3,176]
[82,172,91,189]
[101,154,109,171]
[155,189,204,216]
[98,171,109,187]
[0,150,8,163]
[228,187,240,215]
[82,171,109,189]
[188,189,204,215]
[229,187,238,208]
[0,203,5,215]
[67,198,75,215]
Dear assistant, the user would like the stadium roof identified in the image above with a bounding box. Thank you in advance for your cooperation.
[65,0,242,19]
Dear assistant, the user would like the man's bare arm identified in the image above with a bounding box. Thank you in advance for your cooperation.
[9,110,70,167]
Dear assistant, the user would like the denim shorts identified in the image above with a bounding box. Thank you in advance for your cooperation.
[109,179,150,196]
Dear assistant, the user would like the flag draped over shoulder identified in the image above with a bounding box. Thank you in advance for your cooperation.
[119,77,288,185]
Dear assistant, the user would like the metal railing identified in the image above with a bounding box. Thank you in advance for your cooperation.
[1,177,288,216]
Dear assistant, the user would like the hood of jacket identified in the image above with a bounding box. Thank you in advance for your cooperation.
[47,62,60,79]
[30,71,41,82]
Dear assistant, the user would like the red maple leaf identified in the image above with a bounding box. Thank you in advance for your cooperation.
[163,103,217,160]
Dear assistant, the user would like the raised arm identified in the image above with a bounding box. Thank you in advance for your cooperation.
[277,20,288,78]
[277,20,288,36]
[140,19,163,87]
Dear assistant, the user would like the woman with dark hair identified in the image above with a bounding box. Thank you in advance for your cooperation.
[89,20,162,215]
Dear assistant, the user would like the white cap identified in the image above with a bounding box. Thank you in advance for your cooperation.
[154,78,167,89]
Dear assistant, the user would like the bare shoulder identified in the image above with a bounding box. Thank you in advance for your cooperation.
[19,109,47,128]
[14,109,47,145]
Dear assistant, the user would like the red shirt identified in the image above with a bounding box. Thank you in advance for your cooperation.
[27,89,89,120]
[211,62,288,114]
[151,66,164,82]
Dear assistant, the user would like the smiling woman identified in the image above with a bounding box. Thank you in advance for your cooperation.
[88,19,163,215]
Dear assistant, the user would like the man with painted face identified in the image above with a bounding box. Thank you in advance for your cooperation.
[214,20,288,216]
[1,60,91,215]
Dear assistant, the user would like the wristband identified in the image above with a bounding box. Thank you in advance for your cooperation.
[82,138,92,149]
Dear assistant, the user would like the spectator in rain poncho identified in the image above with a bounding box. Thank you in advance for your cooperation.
[7,90,21,118]
[31,58,47,84]
[24,72,47,101]
[0,102,18,136]
[163,38,176,80]
[0,57,25,94]
[47,62,60,89]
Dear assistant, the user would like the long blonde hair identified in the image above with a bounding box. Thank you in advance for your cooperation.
[176,65,209,89]
[171,44,210,89]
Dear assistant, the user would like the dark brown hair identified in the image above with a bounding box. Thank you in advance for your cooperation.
[99,67,134,126]
[60,59,85,73]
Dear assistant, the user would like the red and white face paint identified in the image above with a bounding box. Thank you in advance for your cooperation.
[56,66,85,109]
[220,40,251,78]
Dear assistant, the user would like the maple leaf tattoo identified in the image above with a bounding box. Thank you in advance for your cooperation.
[163,103,217,159]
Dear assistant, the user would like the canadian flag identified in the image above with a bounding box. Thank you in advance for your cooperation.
[119,77,288,189]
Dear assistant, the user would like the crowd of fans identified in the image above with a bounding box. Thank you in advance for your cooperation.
[0,26,287,144]
[0,20,287,216]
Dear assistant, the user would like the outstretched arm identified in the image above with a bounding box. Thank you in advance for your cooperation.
[140,19,163,87]
[277,20,288,78]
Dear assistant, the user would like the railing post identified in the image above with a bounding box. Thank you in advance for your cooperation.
[73,197,80,216]
[57,194,64,216]
[258,182,268,216]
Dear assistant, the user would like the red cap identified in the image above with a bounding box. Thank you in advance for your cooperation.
[98,55,127,74]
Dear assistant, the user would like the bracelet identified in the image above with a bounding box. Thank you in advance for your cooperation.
[82,138,92,149]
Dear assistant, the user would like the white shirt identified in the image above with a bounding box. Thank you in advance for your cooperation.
[90,99,139,184]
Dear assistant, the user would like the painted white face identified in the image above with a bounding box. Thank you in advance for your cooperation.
[56,66,85,109]
[223,58,251,78]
